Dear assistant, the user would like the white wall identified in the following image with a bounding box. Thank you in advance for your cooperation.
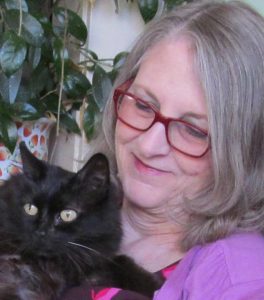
[51,0,144,171]
[87,1,144,59]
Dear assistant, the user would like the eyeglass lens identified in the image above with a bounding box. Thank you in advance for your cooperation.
[114,91,209,157]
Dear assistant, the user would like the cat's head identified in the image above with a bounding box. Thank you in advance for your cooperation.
[0,142,122,266]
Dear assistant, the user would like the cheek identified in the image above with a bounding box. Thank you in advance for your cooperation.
[183,155,213,198]
[115,120,137,142]
[170,151,213,199]
[115,121,138,164]
[174,150,212,177]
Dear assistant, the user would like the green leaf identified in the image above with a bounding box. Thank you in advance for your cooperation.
[63,68,91,99]
[8,69,22,103]
[0,105,17,152]
[108,69,119,84]
[36,14,53,36]
[28,46,41,69]
[0,71,21,103]
[137,0,158,23]
[82,49,98,72]
[0,101,14,116]
[14,82,31,103]
[29,66,51,99]
[5,0,28,12]
[21,12,45,46]
[26,95,59,118]
[5,10,44,46]
[92,65,113,112]
[0,31,27,76]
[52,37,64,59]
[83,105,95,140]
[41,94,60,114]
[83,94,99,140]
[110,51,129,82]
[52,37,69,74]
[27,98,47,114]
[13,102,42,120]
[87,49,98,61]
[113,51,129,69]
[54,7,88,44]
[59,113,81,135]
[0,72,9,102]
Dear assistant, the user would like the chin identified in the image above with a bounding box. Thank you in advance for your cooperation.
[122,177,168,209]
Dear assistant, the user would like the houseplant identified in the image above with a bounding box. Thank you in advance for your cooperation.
[0,0,93,178]
[0,0,89,151]
[0,0,192,179]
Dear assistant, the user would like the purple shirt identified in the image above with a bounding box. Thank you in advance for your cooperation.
[154,232,264,299]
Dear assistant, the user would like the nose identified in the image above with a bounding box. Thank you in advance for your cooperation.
[36,230,46,237]
[137,122,170,157]
[35,221,49,237]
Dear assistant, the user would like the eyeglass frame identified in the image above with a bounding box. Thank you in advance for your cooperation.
[113,80,211,158]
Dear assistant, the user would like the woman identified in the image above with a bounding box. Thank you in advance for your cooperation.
[63,1,264,299]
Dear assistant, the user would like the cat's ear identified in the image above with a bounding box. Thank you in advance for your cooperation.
[19,142,46,180]
[76,153,110,189]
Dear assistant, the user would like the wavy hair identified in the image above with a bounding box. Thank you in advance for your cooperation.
[100,0,264,250]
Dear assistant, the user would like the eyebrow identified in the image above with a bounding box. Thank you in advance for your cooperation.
[129,84,161,108]
[130,83,208,122]
[181,112,208,121]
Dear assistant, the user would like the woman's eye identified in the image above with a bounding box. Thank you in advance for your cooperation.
[185,125,208,139]
[60,210,78,223]
[24,203,38,216]
[135,100,153,112]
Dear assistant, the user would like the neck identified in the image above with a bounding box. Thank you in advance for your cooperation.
[120,199,185,272]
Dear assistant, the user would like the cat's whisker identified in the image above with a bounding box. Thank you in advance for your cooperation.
[67,242,101,256]
[65,243,98,273]
[67,241,116,264]
[66,251,84,274]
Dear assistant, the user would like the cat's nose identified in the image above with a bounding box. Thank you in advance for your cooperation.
[36,230,46,237]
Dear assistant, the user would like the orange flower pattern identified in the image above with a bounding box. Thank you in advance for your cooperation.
[0,118,54,180]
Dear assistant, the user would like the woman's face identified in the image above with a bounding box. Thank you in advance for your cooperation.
[115,37,212,209]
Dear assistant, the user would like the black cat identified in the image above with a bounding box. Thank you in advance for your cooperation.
[0,142,161,300]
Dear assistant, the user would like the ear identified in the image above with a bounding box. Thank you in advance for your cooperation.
[76,153,110,190]
[19,142,47,180]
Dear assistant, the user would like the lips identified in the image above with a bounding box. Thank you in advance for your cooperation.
[133,155,168,175]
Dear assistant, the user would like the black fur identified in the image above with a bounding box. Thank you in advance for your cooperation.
[0,142,161,300]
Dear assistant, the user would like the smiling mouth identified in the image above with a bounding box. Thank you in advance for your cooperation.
[133,155,169,175]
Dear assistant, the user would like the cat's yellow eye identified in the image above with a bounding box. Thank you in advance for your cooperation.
[23,203,38,216]
[60,209,78,223]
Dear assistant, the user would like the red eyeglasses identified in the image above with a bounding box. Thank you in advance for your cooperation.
[113,81,210,158]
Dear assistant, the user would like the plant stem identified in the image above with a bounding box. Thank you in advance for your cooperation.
[18,0,22,36]
[56,7,68,136]
[39,89,58,100]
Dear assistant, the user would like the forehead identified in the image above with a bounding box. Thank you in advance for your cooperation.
[132,36,207,120]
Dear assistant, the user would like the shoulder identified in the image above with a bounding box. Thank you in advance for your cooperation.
[196,231,264,284]
[154,232,264,300]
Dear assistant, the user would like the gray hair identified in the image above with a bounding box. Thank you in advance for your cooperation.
[100,0,264,250]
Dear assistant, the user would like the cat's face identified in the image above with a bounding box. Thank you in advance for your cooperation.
[0,143,122,265]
